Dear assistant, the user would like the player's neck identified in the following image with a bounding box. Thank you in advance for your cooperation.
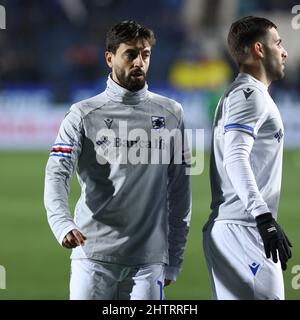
[240,65,271,88]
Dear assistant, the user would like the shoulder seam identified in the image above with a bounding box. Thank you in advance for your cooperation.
[232,83,265,96]
[72,93,111,119]
[81,101,112,120]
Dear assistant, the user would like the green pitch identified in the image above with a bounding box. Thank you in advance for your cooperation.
[0,150,299,299]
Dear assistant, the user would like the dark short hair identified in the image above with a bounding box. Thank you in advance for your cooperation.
[106,20,156,54]
[227,16,277,65]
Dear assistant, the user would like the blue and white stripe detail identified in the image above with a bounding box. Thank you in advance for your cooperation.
[224,123,254,135]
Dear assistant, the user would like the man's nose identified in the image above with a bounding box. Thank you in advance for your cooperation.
[282,47,288,58]
[133,53,144,67]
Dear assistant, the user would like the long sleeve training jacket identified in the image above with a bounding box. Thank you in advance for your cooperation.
[44,76,191,280]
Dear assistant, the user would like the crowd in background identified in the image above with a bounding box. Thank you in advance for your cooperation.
[0,0,299,103]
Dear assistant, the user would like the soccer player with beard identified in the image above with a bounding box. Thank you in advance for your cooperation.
[203,16,292,300]
[44,20,191,300]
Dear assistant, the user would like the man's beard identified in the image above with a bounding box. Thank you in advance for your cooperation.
[115,67,146,91]
[264,46,285,81]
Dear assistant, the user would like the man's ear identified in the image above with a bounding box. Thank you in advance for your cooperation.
[251,41,264,59]
[105,51,113,68]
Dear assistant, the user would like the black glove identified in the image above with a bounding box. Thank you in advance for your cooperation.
[256,213,292,270]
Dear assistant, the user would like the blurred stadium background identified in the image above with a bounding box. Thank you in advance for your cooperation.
[0,0,299,299]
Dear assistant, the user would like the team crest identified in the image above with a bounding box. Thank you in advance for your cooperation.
[151,116,165,130]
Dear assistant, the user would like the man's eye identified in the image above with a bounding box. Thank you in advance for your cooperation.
[126,52,136,60]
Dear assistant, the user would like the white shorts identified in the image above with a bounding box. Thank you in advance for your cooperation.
[203,221,284,300]
[70,259,165,300]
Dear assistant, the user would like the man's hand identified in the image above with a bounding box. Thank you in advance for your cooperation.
[256,213,292,270]
[164,279,173,287]
[62,229,87,249]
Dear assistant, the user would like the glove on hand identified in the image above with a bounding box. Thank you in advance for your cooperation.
[256,213,292,270]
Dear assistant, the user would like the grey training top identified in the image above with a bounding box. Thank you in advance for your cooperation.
[44,76,191,280]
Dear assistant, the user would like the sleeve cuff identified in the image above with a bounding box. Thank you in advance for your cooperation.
[251,205,270,218]
[164,266,180,282]
[58,223,79,246]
